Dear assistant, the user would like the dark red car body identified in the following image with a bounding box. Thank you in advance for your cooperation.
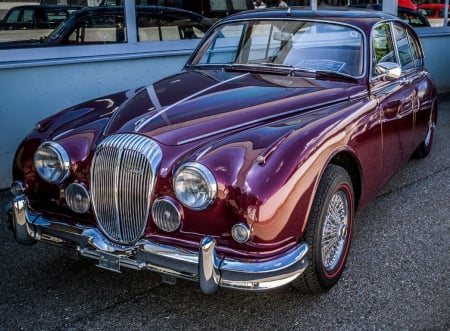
[10,8,437,294]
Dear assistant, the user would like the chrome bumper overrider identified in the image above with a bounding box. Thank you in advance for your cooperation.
[12,195,308,294]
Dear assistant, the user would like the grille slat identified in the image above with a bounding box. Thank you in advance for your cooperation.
[91,134,162,244]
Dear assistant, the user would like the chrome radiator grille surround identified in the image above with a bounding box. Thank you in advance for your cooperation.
[91,134,162,244]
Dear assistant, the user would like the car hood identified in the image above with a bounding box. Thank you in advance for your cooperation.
[105,69,363,146]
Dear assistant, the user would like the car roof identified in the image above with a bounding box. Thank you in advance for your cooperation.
[220,7,400,31]
[7,5,81,10]
[69,5,208,18]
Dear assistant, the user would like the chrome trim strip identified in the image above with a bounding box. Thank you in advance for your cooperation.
[12,195,309,294]
[134,73,250,132]
[177,97,349,145]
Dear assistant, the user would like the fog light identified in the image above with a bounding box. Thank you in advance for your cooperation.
[231,223,251,243]
[65,183,90,214]
[152,197,182,232]
[11,181,26,196]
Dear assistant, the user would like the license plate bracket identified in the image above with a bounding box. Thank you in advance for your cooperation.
[97,251,121,273]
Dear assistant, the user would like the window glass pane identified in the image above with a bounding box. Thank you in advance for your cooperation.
[372,23,397,75]
[5,9,20,23]
[22,9,34,24]
[47,10,73,27]
[194,23,244,64]
[192,20,364,76]
[393,24,414,69]
[137,6,211,42]
[66,12,126,44]
[231,0,250,10]
[407,30,423,68]
[210,0,228,11]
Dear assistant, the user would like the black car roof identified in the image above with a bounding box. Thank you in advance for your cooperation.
[213,6,405,34]
[69,5,208,18]
[6,5,81,10]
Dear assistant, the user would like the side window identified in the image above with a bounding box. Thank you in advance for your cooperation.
[137,12,160,42]
[372,23,397,77]
[406,30,423,68]
[46,10,72,28]
[137,11,209,42]
[68,14,126,44]
[393,23,424,71]
[5,9,21,24]
[22,9,35,25]
[393,24,415,70]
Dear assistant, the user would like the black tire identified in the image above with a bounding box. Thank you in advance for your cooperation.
[414,109,436,159]
[292,164,354,293]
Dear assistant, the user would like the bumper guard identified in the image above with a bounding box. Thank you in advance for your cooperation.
[11,194,308,294]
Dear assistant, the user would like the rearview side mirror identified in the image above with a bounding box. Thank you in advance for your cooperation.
[375,62,402,81]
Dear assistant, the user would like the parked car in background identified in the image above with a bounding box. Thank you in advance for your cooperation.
[0,4,79,30]
[10,8,437,294]
[0,5,212,48]
[101,0,254,18]
[0,4,80,42]
[418,3,450,27]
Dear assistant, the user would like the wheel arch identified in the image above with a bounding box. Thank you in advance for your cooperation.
[328,151,362,211]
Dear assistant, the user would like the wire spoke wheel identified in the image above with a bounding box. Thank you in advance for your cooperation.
[414,107,436,158]
[292,164,354,293]
[321,190,349,272]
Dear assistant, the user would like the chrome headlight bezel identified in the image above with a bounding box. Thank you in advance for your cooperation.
[173,162,217,211]
[34,141,71,184]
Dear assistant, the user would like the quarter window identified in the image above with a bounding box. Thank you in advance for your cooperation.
[393,24,415,69]
[393,23,423,70]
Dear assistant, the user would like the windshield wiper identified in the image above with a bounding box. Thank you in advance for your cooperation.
[223,63,294,75]
[314,70,358,82]
[260,62,294,69]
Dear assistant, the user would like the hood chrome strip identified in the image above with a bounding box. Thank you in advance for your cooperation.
[134,73,250,132]
[146,84,162,111]
[177,96,350,145]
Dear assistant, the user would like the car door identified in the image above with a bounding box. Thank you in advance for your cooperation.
[369,21,416,187]
[392,22,434,152]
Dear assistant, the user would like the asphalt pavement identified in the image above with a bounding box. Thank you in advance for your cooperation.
[0,95,449,331]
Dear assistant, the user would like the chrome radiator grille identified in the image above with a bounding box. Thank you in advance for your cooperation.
[91,134,162,244]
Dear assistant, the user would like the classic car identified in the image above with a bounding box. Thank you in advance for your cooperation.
[0,5,212,48]
[10,8,437,294]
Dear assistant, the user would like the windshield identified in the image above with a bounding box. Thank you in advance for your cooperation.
[190,20,364,77]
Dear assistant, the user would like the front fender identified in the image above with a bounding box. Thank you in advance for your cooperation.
[192,100,366,247]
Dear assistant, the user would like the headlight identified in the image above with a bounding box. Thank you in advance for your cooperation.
[174,162,217,210]
[34,141,70,184]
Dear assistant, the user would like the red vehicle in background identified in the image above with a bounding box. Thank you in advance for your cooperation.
[418,3,450,26]
[399,0,417,10]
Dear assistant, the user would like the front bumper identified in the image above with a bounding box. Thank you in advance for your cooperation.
[11,194,308,294]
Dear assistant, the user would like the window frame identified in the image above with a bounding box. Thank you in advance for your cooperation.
[371,21,398,79]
